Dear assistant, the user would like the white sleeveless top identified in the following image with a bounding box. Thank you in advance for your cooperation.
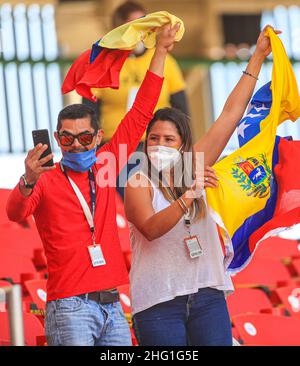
[128,172,234,315]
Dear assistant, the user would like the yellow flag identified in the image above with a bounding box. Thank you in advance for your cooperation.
[99,11,184,50]
[205,28,300,271]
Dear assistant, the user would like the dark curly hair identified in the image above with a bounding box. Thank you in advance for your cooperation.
[57,104,99,132]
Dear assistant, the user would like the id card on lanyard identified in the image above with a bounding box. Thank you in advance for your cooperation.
[60,163,106,267]
[183,213,203,259]
[160,178,203,259]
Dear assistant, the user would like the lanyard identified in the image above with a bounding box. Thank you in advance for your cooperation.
[60,162,97,245]
[159,177,192,236]
[183,213,192,236]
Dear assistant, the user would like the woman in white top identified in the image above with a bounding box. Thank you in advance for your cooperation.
[124,26,279,346]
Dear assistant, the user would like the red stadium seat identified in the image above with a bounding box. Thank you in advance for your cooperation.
[0,203,45,283]
[227,288,274,317]
[0,280,12,288]
[0,311,44,346]
[0,189,14,224]
[0,247,37,283]
[115,193,132,270]
[291,258,300,276]
[0,225,43,258]
[118,284,132,315]
[231,326,240,342]
[115,193,131,253]
[22,311,45,346]
[274,285,300,318]
[24,279,47,310]
[0,189,43,261]
[0,189,36,229]
[255,237,300,261]
[32,248,47,271]
[123,251,132,271]
[232,313,300,345]
[117,284,138,345]
[232,257,293,288]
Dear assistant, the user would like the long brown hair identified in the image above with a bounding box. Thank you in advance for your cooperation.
[145,108,204,220]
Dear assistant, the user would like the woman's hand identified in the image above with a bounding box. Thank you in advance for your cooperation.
[255,25,282,58]
[203,166,219,188]
[183,165,218,201]
[149,22,181,77]
[156,22,181,53]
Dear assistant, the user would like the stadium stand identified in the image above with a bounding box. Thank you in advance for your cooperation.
[0,311,45,346]
[232,313,300,345]
[273,285,300,318]
[227,288,274,317]
[231,257,294,289]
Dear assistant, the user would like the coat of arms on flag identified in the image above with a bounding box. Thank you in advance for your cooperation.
[231,154,272,199]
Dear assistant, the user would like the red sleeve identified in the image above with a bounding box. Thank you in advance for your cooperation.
[98,70,163,171]
[6,181,43,223]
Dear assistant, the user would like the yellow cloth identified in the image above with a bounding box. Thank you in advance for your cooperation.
[205,28,300,264]
[99,11,184,50]
[92,49,185,140]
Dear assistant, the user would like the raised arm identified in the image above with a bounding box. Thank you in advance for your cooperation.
[194,25,281,166]
[148,23,181,77]
[101,23,181,168]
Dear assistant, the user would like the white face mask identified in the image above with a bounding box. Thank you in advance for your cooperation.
[147,145,182,172]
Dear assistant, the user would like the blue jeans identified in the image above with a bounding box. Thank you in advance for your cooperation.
[45,296,132,346]
[132,287,232,346]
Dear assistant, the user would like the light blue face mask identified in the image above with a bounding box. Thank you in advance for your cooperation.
[61,147,97,172]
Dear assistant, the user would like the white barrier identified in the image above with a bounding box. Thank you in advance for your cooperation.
[0,285,24,346]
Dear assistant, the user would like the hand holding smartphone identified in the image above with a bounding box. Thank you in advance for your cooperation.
[19,129,55,195]
[32,129,54,167]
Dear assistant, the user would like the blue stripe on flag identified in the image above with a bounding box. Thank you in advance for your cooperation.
[237,81,272,147]
[90,40,103,64]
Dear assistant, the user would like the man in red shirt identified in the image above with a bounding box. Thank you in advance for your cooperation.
[6,23,180,346]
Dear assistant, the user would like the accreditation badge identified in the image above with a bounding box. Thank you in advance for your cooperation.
[88,245,106,267]
[184,236,203,259]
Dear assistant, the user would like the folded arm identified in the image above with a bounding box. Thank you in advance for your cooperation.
[125,174,197,241]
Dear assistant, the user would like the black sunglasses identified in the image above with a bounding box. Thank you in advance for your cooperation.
[58,131,97,146]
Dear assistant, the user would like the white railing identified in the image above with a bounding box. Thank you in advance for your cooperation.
[0,285,24,346]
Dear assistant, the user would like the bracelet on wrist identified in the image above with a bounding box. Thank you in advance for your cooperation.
[19,174,36,189]
[242,70,259,80]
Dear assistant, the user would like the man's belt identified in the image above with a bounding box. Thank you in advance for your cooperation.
[79,289,119,304]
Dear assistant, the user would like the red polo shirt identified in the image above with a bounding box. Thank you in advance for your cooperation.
[6,70,163,301]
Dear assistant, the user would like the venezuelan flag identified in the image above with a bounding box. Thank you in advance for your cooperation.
[99,11,184,50]
[61,11,184,101]
[206,27,300,273]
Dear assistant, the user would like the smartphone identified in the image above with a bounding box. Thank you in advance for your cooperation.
[32,129,54,167]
